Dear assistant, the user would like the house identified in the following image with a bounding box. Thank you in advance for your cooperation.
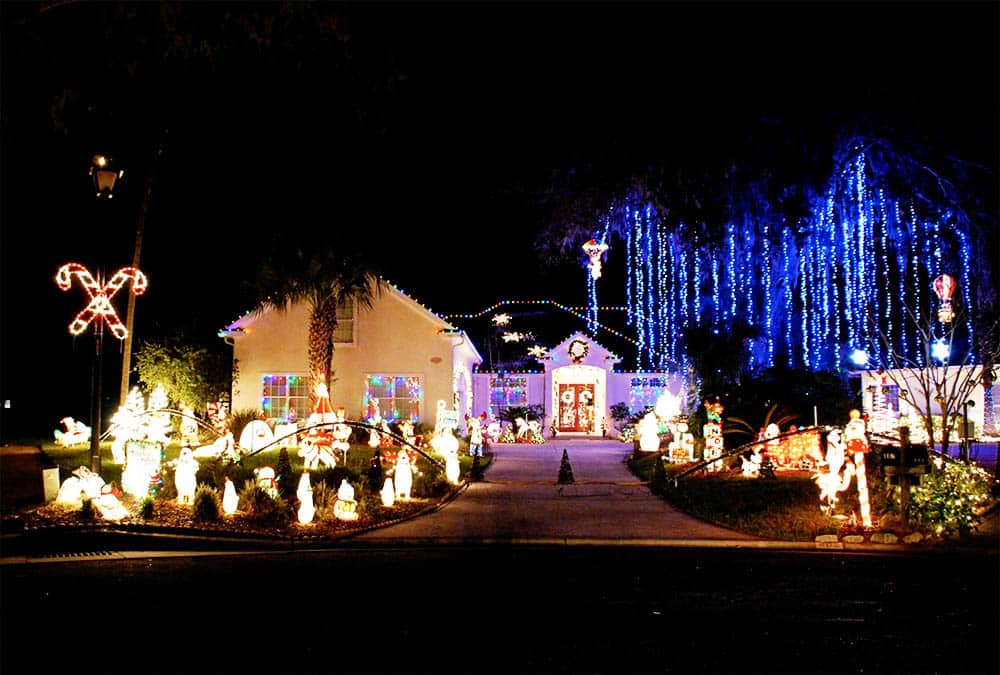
[472,331,689,436]
[220,282,483,428]
[221,286,693,438]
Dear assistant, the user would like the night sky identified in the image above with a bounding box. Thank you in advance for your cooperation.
[1,1,997,439]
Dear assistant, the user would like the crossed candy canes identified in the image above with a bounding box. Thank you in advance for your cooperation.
[56,263,148,339]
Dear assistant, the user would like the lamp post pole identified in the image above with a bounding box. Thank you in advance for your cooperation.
[962,399,975,461]
[89,294,105,474]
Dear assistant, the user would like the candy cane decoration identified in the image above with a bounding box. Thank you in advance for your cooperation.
[56,262,148,340]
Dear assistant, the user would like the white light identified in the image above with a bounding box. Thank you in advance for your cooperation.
[849,349,868,366]
[931,338,950,363]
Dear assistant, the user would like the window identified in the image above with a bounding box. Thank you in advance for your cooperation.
[364,375,423,423]
[333,298,355,344]
[262,374,311,424]
[489,375,527,417]
[628,377,668,414]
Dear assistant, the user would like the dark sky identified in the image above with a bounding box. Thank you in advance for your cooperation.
[2,1,997,436]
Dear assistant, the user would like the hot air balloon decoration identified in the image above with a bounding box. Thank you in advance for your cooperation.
[933,274,956,323]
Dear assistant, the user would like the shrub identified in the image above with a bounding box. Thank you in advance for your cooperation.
[275,447,294,497]
[192,484,221,522]
[139,496,155,520]
[310,479,337,519]
[908,460,997,538]
[79,497,95,521]
[238,479,293,526]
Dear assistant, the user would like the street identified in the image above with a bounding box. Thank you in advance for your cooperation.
[1,545,997,674]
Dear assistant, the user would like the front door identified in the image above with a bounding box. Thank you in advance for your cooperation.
[558,383,595,432]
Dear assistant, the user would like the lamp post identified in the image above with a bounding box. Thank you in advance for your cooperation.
[57,155,147,475]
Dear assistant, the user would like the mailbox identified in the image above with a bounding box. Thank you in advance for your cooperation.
[882,443,928,477]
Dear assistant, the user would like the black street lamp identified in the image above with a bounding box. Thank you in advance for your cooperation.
[55,155,147,475]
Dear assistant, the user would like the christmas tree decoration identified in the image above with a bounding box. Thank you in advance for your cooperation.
[222,477,238,515]
[557,449,575,484]
[297,471,315,524]
[144,384,173,445]
[108,387,146,463]
[333,478,359,521]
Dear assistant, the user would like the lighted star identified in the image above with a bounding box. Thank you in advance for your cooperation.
[502,331,533,343]
[492,313,512,326]
[527,345,548,359]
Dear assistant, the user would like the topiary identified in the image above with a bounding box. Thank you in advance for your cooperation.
[192,484,221,522]
[557,449,575,484]
[275,447,294,497]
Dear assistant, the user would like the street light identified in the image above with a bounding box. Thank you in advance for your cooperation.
[55,154,146,475]
[89,154,123,199]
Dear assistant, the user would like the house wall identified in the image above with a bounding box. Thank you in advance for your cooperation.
[227,288,473,426]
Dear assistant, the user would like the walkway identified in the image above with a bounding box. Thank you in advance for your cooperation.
[352,437,761,546]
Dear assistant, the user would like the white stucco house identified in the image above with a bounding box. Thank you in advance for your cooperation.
[219,282,483,427]
[219,284,694,438]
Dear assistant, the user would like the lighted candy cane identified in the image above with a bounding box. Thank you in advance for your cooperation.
[56,262,148,340]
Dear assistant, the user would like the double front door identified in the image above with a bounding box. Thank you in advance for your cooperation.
[558,383,595,432]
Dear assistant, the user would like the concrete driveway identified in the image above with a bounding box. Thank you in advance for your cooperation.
[352,436,761,545]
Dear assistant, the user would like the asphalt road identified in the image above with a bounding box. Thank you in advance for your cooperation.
[2,438,998,674]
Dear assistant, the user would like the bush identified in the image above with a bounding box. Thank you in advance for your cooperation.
[139,496,155,520]
[192,484,221,522]
[79,497,95,521]
[237,479,293,526]
[908,460,997,538]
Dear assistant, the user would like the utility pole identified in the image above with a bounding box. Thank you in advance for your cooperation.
[118,133,165,407]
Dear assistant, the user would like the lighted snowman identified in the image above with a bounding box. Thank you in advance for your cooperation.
[432,428,460,484]
[222,476,239,515]
[173,446,200,505]
[392,448,417,501]
[636,410,661,452]
[333,478,359,521]
[296,471,315,524]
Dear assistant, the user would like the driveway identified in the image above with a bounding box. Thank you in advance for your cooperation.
[352,436,761,545]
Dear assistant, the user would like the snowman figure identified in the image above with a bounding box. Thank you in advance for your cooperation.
[393,449,415,500]
[333,478,359,521]
[222,476,239,515]
[380,477,395,507]
[174,446,200,505]
[296,471,315,524]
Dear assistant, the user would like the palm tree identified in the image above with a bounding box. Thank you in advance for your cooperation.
[253,243,385,402]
